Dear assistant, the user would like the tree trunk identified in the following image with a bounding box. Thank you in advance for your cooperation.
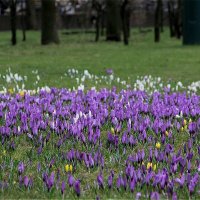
[121,0,130,45]
[168,0,175,37]
[10,0,17,45]
[21,0,26,41]
[26,0,37,30]
[174,0,182,39]
[92,0,101,42]
[95,14,100,42]
[100,10,105,36]
[160,0,164,32]
[106,0,121,41]
[41,0,59,45]
[154,0,162,42]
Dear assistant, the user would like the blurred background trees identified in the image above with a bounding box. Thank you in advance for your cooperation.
[0,0,199,46]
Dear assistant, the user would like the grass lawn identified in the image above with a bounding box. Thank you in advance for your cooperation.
[0,28,200,89]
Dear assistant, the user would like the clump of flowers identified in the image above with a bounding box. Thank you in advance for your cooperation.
[0,68,199,199]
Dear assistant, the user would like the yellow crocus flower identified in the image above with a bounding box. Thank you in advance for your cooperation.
[165,131,169,137]
[184,125,188,130]
[65,164,69,172]
[8,88,14,94]
[156,142,161,149]
[111,127,115,134]
[19,91,25,97]
[69,164,73,172]
[147,162,152,170]
[153,164,157,171]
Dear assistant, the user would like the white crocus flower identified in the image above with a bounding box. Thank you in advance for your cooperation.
[175,111,183,119]
[78,84,84,91]
[6,75,11,83]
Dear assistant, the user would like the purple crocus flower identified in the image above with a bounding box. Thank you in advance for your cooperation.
[136,192,142,200]
[57,139,63,148]
[49,158,55,168]
[187,160,191,172]
[42,172,48,182]
[37,162,41,172]
[46,172,55,192]
[188,122,196,134]
[129,135,135,147]
[188,182,196,194]
[97,173,104,189]
[188,173,199,194]
[198,164,200,172]
[10,141,15,150]
[37,145,43,155]
[188,139,192,150]
[23,176,29,188]
[149,148,153,161]
[186,152,193,161]
[29,177,33,188]
[106,69,113,75]
[18,162,25,174]
[88,154,94,168]
[68,174,74,187]
[116,175,121,191]
[150,191,160,200]
[122,176,127,190]
[122,132,128,145]
[74,180,81,197]
[172,192,178,200]
[130,178,135,193]
[198,146,200,156]
[140,149,145,162]
[96,195,100,200]
[19,175,23,187]
[145,172,153,186]
[107,175,113,189]
[175,174,185,188]
[27,133,33,140]
[61,181,66,194]
[154,149,158,161]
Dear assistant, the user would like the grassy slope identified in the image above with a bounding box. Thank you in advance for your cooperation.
[0,28,200,89]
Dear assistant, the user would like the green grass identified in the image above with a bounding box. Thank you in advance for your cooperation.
[0,28,200,89]
[0,29,199,199]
